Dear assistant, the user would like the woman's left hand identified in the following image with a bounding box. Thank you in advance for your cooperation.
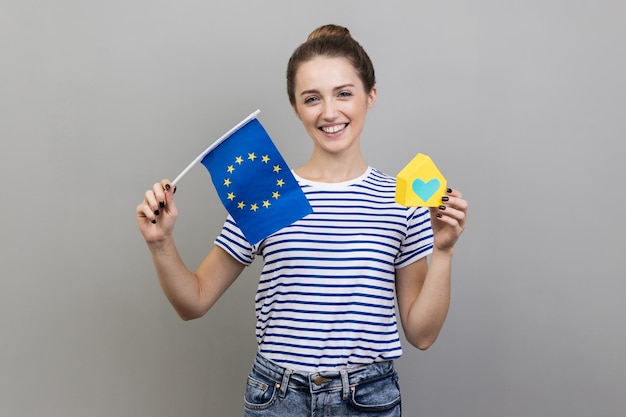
[430,188,468,252]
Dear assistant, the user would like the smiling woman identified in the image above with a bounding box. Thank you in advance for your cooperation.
[290,55,377,176]
[286,27,377,182]
[136,23,468,417]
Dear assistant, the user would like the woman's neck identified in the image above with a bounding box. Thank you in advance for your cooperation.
[295,153,368,183]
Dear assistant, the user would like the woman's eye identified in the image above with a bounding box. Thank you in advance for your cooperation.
[338,91,352,98]
[304,96,318,104]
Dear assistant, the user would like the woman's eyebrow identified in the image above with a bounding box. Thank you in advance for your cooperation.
[299,84,356,96]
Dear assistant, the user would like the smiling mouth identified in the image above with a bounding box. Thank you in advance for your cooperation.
[320,123,347,134]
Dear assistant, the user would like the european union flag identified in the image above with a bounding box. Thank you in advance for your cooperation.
[200,118,313,244]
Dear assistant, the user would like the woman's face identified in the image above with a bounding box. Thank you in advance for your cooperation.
[292,56,376,157]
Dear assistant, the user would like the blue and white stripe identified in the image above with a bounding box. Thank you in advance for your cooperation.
[215,167,433,372]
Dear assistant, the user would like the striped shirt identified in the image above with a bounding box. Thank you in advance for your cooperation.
[215,167,434,372]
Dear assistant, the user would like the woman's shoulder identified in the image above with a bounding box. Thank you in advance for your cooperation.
[364,166,397,186]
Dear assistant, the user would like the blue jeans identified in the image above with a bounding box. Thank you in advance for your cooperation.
[243,352,402,417]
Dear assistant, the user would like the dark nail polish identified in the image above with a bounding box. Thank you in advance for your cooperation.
[159,201,165,208]
[165,184,171,191]
[151,219,157,224]
[173,186,177,194]
[436,213,442,218]
[442,196,449,202]
[154,209,160,216]
[439,205,446,210]
[446,188,452,193]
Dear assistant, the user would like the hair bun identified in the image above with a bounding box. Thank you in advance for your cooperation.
[307,24,351,41]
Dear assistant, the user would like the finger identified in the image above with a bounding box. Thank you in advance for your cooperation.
[160,179,177,204]
[443,196,469,213]
[440,189,457,205]
[434,205,466,227]
[445,187,462,199]
[145,186,162,215]
[137,201,157,224]
[151,182,171,214]
[434,211,458,227]
[160,179,172,192]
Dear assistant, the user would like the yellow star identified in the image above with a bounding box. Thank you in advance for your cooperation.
[248,152,256,161]
[261,155,270,163]
[227,192,235,201]
[227,165,235,173]
[237,201,246,209]
[235,156,244,164]
[223,178,231,187]
[273,164,282,173]
[276,179,285,187]
[262,200,271,208]
[272,191,280,199]
[250,203,259,212]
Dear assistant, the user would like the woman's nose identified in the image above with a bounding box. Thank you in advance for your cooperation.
[321,100,339,120]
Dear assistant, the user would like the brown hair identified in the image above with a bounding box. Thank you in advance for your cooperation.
[286,24,376,106]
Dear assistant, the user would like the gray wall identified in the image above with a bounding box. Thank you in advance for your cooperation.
[1,1,624,416]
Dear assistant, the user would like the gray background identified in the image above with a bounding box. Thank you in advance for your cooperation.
[1,1,624,416]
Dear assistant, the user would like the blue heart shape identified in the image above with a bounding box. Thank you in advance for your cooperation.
[412,178,440,201]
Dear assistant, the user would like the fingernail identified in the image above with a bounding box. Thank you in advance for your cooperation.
[446,188,452,193]
[436,213,442,218]
[442,196,449,202]
[159,201,165,208]
[154,209,160,216]
[173,186,177,194]
[165,184,171,191]
[439,205,446,210]
[151,219,157,224]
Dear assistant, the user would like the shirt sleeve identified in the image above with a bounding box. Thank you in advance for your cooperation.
[214,215,257,266]
[395,206,434,269]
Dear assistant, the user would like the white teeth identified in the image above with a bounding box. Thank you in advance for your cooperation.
[321,124,346,134]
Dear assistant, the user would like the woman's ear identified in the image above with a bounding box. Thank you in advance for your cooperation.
[367,86,377,109]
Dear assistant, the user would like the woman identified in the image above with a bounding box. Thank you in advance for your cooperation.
[137,24,468,417]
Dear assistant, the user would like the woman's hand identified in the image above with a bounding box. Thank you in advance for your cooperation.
[430,188,468,253]
[136,179,178,244]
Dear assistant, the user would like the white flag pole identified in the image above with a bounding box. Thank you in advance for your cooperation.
[171,109,261,186]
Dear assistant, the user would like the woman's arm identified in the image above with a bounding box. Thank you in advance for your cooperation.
[149,241,245,321]
[137,180,245,320]
[395,250,452,350]
[395,188,468,349]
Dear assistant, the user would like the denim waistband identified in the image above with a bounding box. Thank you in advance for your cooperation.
[251,352,396,399]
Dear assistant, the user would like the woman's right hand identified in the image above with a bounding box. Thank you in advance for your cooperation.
[136,179,178,244]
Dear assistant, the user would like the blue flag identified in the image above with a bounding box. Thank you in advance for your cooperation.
[200,118,313,244]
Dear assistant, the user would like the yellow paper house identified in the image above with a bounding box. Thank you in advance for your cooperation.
[395,153,447,207]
